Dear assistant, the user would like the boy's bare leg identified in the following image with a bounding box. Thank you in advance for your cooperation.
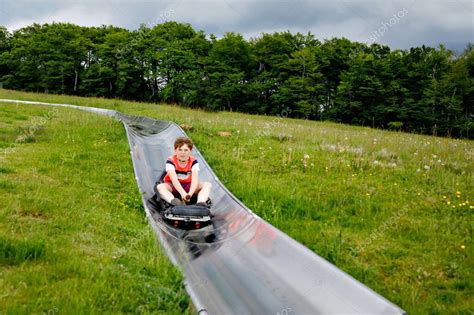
[196,182,212,203]
[157,183,175,203]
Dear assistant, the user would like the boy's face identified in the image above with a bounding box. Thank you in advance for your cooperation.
[175,144,191,161]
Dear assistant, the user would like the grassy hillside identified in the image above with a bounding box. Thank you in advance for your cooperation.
[0,99,190,314]
[1,89,473,314]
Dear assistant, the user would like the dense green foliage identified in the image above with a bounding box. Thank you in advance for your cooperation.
[0,22,472,137]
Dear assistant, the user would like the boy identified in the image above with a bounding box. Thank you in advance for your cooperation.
[157,137,211,206]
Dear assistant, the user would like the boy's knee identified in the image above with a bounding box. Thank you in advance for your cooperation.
[157,183,167,191]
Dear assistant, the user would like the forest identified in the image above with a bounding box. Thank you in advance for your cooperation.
[0,22,472,137]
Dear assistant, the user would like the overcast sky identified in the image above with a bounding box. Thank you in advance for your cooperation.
[1,0,472,52]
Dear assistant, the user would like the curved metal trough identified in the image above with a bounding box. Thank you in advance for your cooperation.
[0,99,406,315]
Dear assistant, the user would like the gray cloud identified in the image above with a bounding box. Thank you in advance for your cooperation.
[0,0,472,51]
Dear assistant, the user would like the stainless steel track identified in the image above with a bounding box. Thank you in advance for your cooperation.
[1,99,406,315]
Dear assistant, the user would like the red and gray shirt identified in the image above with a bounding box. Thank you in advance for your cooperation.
[163,155,200,183]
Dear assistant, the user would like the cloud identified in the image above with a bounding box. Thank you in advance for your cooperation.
[0,0,472,51]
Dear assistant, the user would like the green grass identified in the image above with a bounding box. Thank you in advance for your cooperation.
[1,89,473,314]
[0,100,190,314]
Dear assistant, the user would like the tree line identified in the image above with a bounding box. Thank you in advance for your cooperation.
[0,22,472,138]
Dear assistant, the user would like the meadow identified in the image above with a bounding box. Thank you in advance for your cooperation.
[0,89,472,314]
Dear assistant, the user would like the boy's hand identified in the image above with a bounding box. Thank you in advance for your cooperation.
[179,191,189,201]
[184,194,191,202]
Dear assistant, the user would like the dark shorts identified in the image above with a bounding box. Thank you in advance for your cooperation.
[169,181,191,196]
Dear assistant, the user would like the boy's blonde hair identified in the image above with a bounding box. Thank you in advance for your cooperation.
[174,137,193,150]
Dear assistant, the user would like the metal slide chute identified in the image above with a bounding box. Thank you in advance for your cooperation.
[0,99,406,315]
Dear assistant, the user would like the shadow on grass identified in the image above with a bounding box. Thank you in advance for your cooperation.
[0,236,46,265]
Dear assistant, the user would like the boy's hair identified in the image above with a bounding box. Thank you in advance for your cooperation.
[174,137,193,150]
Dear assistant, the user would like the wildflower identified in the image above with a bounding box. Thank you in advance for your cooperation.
[447,201,451,205]
[456,191,461,195]
[442,196,447,199]
[438,159,442,163]
[302,154,310,169]
[461,245,465,249]
[424,165,430,170]
[416,169,421,173]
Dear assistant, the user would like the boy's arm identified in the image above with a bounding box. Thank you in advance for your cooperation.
[167,169,187,198]
[188,170,199,197]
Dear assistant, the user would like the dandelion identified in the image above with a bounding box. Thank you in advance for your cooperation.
[447,201,451,205]
[416,169,421,173]
[424,165,430,170]
[442,196,447,199]
[438,159,442,163]
[302,154,310,170]
[470,206,474,209]
[461,245,465,249]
